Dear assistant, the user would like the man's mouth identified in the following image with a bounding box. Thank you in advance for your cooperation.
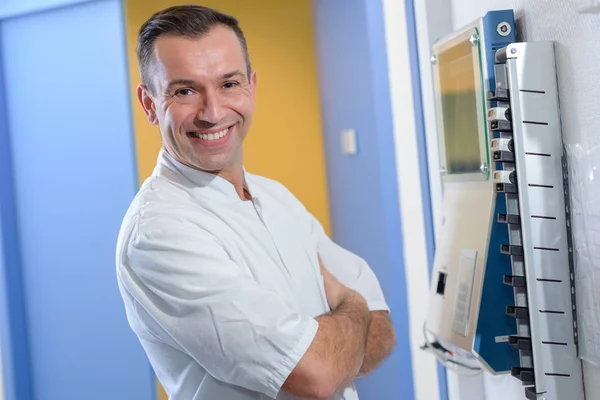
[188,126,230,141]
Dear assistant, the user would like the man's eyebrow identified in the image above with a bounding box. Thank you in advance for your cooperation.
[166,79,195,91]
[165,72,245,90]
[222,70,245,80]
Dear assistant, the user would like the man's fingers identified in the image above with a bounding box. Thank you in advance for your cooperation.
[317,253,326,274]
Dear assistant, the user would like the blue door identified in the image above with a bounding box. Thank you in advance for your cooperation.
[0,1,153,399]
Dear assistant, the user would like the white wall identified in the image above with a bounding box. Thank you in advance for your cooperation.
[381,1,441,399]
[420,0,600,398]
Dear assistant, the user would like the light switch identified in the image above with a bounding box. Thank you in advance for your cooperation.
[579,0,600,13]
[341,129,358,155]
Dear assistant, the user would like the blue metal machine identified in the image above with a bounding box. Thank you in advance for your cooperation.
[425,9,519,374]
[424,9,586,400]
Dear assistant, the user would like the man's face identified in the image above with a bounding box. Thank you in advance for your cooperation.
[138,26,257,174]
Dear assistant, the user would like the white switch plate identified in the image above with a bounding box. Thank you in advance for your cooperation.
[341,129,357,156]
[579,0,600,13]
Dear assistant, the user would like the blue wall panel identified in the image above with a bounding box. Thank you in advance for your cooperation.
[312,0,415,398]
[0,0,97,20]
[0,31,33,399]
[403,0,449,397]
[0,0,152,398]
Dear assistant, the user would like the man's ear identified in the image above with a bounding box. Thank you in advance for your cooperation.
[249,70,258,106]
[137,84,158,125]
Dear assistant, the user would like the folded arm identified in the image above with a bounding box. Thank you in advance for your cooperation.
[358,310,396,377]
[125,217,376,400]
[311,215,396,378]
[283,288,372,399]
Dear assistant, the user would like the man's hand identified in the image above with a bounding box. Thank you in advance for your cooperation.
[318,254,348,310]
[319,254,396,378]
[282,256,371,399]
[358,311,396,377]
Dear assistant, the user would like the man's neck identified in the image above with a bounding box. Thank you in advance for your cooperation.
[166,148,249,201]
[215,165,250,201]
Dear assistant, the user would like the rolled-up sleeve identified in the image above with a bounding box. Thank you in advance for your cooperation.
[311,216,390,313]
[122,218,318,399]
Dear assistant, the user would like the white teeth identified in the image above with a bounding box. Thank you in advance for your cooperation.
[195,128,229,141]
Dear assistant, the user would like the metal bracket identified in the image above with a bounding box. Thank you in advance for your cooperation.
[498,42,584,400]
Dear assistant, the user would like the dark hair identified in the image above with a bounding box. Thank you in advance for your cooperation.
[136,5,251,93]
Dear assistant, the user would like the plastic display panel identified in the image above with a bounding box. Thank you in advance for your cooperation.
[433,27,490,181]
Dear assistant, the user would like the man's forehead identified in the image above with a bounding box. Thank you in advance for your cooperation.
[147,27,247,91]
[153,27,244,68]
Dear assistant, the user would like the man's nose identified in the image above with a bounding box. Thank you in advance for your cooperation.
[196,90,223,124]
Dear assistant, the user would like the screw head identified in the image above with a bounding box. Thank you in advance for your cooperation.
[469,34,479,46]
[480,163,489,174]
[431,55,438,65]
[510,47,517,54]
[497,21,512,36]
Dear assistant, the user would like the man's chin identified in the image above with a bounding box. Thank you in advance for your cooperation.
[189,157,234,174]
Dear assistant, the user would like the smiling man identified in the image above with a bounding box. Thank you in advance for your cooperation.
[116,5,395,400]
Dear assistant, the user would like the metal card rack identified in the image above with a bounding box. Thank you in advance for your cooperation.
[491,42,585,400]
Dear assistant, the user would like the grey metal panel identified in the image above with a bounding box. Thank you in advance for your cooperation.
[525,188,566,221]
[507,41,584,400]
[529,218,565,250]
[522,157,563,188]
[426,180,496,354]
[530,249,572,281]
[535,280,575,313]
[520,125,558,155]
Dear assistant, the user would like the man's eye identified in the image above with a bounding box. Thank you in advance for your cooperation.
[223,81,239,89]
[175,89,193,96]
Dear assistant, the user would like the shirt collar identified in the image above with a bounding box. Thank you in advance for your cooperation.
[153,148,255,203]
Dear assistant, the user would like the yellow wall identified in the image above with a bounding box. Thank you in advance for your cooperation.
[123,1,330,398]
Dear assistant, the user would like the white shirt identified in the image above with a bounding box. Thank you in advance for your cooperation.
[116,149,389,400]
